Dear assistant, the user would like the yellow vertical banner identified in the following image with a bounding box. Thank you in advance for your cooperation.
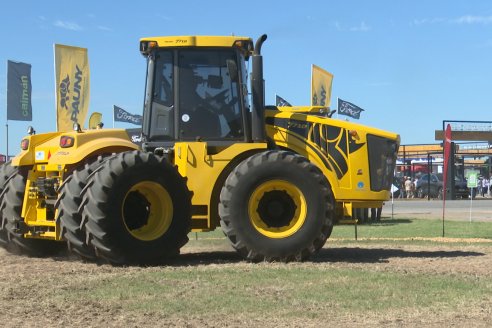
[88,112,103,129]
[311,64,333,107]
[54,44,90,131]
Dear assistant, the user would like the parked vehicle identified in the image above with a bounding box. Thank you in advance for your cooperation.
[416,174,442,199]
[416,173,469,199]
[453,176,470,199]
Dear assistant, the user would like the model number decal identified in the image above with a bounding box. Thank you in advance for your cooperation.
[288,122,308,129]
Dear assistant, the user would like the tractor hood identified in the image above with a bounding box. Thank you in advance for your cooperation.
[12,129,138,167]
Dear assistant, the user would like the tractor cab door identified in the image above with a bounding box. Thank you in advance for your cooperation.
[145,51,175,141]
[143,48,249,149]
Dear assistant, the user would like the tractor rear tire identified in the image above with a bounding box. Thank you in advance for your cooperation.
[82,150,192,265]
[0,161,17,248]
[1,168,65,256]
[56,155,110,260]
[219,151,334,262]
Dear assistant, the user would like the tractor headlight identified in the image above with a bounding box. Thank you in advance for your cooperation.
[27,126,36,135]
[73,122,82,133]
[140,40,158,56]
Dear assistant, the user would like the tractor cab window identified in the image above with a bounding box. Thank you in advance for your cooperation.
[154,52,173,107]
[146,50,174,141]
[178,50,244,140]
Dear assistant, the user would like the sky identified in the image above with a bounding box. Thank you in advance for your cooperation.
[1,0,492,156]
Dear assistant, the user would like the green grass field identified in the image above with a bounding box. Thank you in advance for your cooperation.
[332,218,492,241]
[49,218,491,326]
[187,218,492,246]
[59,263,490,320]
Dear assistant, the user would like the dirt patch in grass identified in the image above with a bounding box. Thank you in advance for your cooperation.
[0,240,491,327]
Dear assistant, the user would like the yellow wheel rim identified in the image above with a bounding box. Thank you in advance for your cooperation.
[122,181,173,241]
[248,180,307,239]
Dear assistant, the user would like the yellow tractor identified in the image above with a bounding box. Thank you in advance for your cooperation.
[0,34,399,264]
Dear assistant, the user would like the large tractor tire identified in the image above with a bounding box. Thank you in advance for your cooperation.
[1,168,64,256]
[56,155,110,260]
[82,150,192,265]
[0,161,17,248]
[219,151,334,262]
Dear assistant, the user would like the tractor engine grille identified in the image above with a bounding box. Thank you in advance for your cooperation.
[367,135,398,192]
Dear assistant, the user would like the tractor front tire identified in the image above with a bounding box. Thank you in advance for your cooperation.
[0,161,17,248]
[82,151,192,265]
[219,151,334,262]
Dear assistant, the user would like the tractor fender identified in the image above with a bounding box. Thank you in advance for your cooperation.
[12,129,139,167]
[48,136,139,166]
[11,132,61,166]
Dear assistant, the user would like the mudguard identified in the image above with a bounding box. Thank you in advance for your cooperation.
[12,129,139,167]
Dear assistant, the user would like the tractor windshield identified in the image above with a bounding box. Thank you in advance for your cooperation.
[143,48,246,144]
[178,49,244,140]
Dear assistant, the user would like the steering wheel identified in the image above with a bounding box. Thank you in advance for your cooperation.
[211,89,229,101]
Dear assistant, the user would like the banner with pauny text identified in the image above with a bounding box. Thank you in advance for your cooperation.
[7,60,32,121]
[54,44,90,131]
[311,64,333,107]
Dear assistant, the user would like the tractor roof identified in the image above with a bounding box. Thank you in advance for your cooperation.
[140,35,253,48]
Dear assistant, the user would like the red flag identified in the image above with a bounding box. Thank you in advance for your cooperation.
[443,124,452,199]
[442,124,452,235]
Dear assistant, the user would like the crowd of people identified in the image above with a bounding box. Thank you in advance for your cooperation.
[396,174,492,199]
[399,176,418,199]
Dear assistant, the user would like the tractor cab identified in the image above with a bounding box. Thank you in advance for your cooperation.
[139,36,254,151]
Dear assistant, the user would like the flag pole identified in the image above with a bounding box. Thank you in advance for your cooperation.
[391,179,394,220]
[336,97,339,119]
[5,122,8,161]
[5,60,8,161]
[112,105,115,128]
[310,65,313,106]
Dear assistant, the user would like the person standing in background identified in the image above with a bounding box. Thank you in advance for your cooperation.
[405,177,413,199]
[484,177,490,198]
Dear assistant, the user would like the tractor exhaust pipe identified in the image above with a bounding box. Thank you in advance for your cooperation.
[251,34,267,142]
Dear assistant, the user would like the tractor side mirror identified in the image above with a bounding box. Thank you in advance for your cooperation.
[226,59,239,82]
